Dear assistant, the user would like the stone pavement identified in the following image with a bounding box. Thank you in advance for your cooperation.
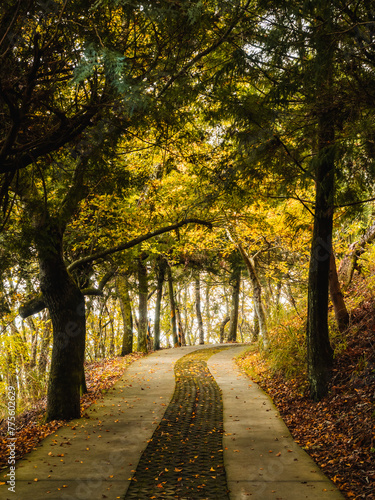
[0,344,344,500]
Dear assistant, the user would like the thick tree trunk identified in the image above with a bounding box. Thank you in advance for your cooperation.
[137,257,148,353]
[329,252,349,332]
[154,258,167,350]
[36,222,86,422]
[166,264,179,347]
[307,8,335,401]
[116,275,133,355]
[238,245,268,347]
[307,179,334,400]
[228,267,241,342]
[219,316,230,343]
[195,275,204,345]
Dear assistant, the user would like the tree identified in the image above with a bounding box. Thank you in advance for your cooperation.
[227,251,241,342]
[199,0,375,398]
[339,222,375,287]
[19,210,211,420]
[154,257,167,351]
[116,273,133,356]
[166,263,179,348]
[238,244,269,347]
[329,252,349,332]
[219,316,230,343]
[137,256,148,353]
[195,274,205,345]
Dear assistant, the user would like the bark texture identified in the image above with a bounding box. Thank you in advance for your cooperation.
[219,316,230,343]
[154,257,167,350]
[137,258,148,353]
[116,275,133,356]
[36,220,86,422]
[227,267,241,342]
[167,264,179,347]
[38,311,52,375]
[329,252,349,332]
[238,245,268,347]
[195,275,204,345]
[306,7,335,400]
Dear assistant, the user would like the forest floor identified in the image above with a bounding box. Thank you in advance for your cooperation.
[237,274,375,500]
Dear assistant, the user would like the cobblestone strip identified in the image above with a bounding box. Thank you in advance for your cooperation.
[124,348,230,500]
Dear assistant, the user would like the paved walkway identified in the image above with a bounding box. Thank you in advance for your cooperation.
[208,347,344,500]
[1,345,344,500]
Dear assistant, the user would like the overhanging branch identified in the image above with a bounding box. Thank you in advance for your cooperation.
[67,218,212,273]
[18,267,118,319]
[18,287,104,319]
[19,220,211,318]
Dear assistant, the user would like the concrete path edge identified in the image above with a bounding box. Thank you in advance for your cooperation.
[208,346,345,500]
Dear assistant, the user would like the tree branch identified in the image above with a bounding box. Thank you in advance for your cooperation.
[18,267,118,318]
[18,287,103,318]
[18,294,45,319]
[19,221,210,318]
[67,218,212,273]
[157,0,252,97]
[0,107,98,175]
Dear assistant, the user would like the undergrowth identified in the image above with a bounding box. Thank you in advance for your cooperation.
[236,269,375,499]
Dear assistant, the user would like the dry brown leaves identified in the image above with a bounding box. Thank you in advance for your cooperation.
[238,301,375,500]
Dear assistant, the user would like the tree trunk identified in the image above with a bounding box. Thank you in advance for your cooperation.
[154,258,167,350]
[195,274,204,345]
[306,8,335,401]
[175,295,186,346]
[26,317,38,369]
[183,284,192,345]
[116,275,133,355]
[36,221,87,422]
[219,316,230,343]
[228,267,241,342]
[205,281,211,343]
[38,311,52,376]
[252,313,259,342]
[238,245,268,347]
[286,281,299,315]
[98,299,107,358]
[108,309,115,356]
[329,252,349,332]
[137,257,148,353]
[166,264,179,347]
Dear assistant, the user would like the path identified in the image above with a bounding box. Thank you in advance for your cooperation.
[208,347,344,500]
[125,347,229,499]
[0,345,344,500]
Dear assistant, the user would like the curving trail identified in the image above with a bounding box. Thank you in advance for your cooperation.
[125,348,230,499]
[2,344,344,500]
